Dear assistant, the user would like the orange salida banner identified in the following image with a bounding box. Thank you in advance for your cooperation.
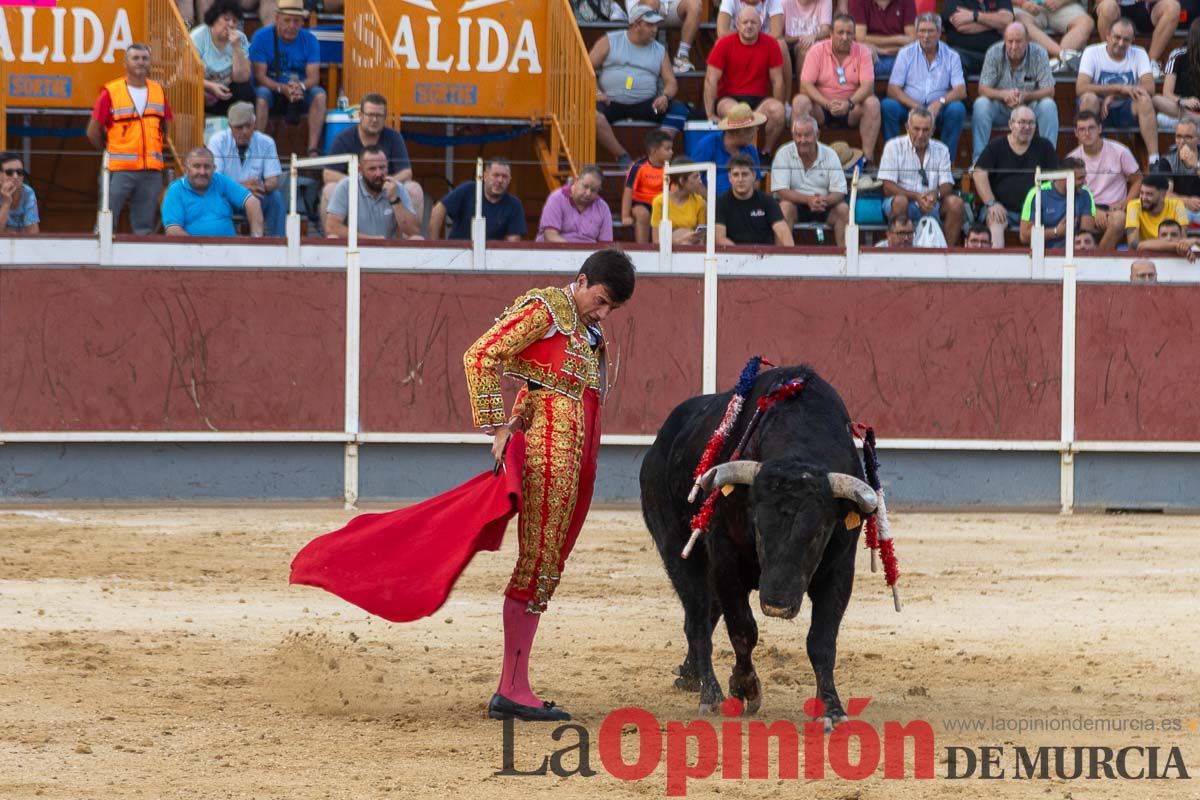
[1,0,146,110]
[366,0,548,119]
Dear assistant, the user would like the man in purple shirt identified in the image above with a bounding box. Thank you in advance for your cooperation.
[536,166,614,243]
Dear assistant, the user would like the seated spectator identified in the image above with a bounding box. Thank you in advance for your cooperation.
[1096,0,1181,74]
[1130,259,1159,279]
[1019,158,1096,247]
[191,0,254,117]
[651,156,708,244]
[850,0,916,78]
[623,130,673,243]
[1149,219,1200,260]
[429,158,527,242]
[770,115,850,245]
[1074,229,1097,249]
[692,103,765,196]
[716,153,794,245]
[1076,19,1159,164]
[972,22,1058,163]
[537,166,614,243]
[874,208,915,246]
[965,223,992,247]
[973,105,1058,247]
[882,14,967,161]
[162,146,263,237]
[1012,0,1092,73]
[705,6,788,153]
[783,0,834,87]
[1153,118,1200,227]
[1126,173,1190,252]
[324,145,419,241]
[249,0,326,157]
[878,107,966,245]
[592,5,688,169]
[0,153,39,233]
[793,14,882,161]
[208,102,285,237]
[177,1,274,29]
[941,0,1013,75]
[717,0,794,106]
[1068,111,1141,249]
[323,94,424,230]
[1159,25,1200,123]
[623,0,704,73]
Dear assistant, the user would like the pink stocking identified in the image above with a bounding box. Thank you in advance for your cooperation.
[497,595,542,706]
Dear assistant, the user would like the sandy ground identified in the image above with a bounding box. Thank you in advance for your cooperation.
[0,505,1198,799]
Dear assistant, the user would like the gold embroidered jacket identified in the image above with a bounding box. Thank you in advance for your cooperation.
[463,286,604,429]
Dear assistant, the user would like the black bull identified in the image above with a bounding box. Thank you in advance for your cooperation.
[640,365,879,722]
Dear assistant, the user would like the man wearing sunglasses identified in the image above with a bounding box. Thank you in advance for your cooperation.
[793,14,882,161]
[0,153,38,234]
[878,106,965,245]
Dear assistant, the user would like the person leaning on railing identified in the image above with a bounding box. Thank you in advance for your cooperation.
[429,158,527,242]
[86,43,172,236]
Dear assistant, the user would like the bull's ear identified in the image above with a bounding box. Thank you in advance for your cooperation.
[699,460,762,492]
[827,473,878,514]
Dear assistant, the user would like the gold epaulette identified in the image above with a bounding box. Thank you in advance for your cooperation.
[505,286,577,334]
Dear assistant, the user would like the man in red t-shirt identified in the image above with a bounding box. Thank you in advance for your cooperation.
[704,6,786,152]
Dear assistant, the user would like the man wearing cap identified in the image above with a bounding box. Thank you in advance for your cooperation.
[793,13,881,162]
[690,102,765,196]
[704,6,787,154]
[592,4,689,169]
[249,0,326,157]
[87,43,172,235]
[208,101,286,237]
[770,115,849,245]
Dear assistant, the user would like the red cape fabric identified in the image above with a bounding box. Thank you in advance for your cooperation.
[289,434,526,622]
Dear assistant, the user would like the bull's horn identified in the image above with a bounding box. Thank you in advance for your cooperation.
[699,460,761,492]
[827,473,878,513]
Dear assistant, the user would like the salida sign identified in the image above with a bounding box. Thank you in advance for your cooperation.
[377,0,546,118]
[1,0,144,109]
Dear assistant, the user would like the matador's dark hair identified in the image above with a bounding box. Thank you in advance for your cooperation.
[579,248,635,305]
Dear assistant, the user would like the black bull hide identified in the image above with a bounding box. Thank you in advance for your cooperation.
[640,365,876,720]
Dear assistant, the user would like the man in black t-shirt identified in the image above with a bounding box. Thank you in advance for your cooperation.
[320,93,424,231]
[430,158,527,241]
[715,153,794,246]
[1153,117,1200,228]
[943,0,1015,74]
[973,104,1057,247]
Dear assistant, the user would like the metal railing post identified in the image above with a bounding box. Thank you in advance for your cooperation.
[658,159,673,272]
[286,155,301,266]
[344,153,361,508]
[1032,166,1046,279]
[703,162,717,394]
[471,158,486,269]
[845,167,860,276]
[1060,168,1077,515]
[98,152,113,265]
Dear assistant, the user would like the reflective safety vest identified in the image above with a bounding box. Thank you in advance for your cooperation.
[104,78,167,172]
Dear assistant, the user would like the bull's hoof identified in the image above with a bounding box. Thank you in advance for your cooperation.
[728,671,762,715]
[818,714,850,733]
[697,701,720,716]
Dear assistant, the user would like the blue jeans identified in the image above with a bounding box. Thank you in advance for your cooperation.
[970,97,1060,162]
[260,188,286,237]
[875,55,897,79]
[883,196,941,222]
[882,99,966,161]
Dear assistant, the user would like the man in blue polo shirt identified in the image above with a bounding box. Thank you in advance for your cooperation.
[1019,157,1095,248]
[163,146,263,237]
[430,158,527,241]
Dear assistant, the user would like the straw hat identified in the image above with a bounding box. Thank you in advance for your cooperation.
[277,0,308,17]
[717,102,767,131]
[829,141,864,170]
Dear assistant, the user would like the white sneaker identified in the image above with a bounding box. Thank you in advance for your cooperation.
[672,54,695,74]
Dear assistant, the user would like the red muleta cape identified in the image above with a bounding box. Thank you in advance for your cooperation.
[288,433,526,622]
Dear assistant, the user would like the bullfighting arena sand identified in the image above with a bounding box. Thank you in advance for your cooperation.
[1,505,1198,799]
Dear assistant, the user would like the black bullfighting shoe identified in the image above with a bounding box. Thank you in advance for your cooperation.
[487,693,571,722]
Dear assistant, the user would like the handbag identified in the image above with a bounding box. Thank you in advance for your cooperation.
[913,215,947,248]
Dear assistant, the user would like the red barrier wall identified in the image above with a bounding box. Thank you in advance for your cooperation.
[2,267,1198,441]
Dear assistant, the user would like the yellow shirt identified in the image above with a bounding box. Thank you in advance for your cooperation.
[1125,196,1188,242]
[650,192,707,231]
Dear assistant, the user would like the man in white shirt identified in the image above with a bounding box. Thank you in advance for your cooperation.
[1095,0,1180,75]
[877,107,965,245]
[770,115,850,244]
[1075,18,1158,162]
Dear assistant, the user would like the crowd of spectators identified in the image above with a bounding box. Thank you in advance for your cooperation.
[62,0,1200,260]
